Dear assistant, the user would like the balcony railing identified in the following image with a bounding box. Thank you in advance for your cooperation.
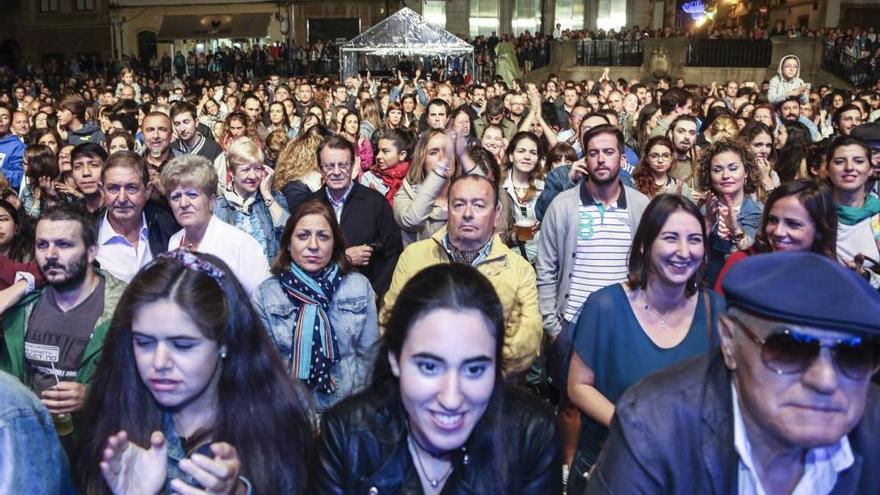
[822,44,878,88]
[576,40,644,66]
[685,39,772,67]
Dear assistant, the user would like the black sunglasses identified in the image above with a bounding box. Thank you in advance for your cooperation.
[731,317,880,380]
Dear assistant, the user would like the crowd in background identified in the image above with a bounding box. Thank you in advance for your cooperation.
[2,20,880,494]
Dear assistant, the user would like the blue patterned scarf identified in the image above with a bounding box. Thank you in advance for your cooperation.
[278,262,343,393]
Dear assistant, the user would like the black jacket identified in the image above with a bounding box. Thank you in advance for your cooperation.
[93,200,180,258]
[312,383,561,494]
[587,352,880,494]
[309,183,402,298]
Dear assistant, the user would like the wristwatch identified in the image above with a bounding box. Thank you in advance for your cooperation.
[264,198,275,208]
[731,230,746,242]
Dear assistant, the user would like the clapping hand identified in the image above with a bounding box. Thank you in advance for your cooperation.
[101,431,168,495]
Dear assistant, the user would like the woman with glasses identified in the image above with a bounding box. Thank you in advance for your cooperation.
[312,264,560,493]
[566,194,722,489]
[213,137,290,263]
[161,154,270,295]
[698,139,764,287]
[632,136,693,200]
[714,179,837,294]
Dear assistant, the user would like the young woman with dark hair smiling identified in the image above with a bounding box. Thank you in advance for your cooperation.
[714,179,838,294]
[312,263,560,494]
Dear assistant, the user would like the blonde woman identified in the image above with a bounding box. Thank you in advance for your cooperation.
[213,137,289,262]
[274,126,327,212]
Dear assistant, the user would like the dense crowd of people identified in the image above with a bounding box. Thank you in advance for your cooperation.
[2,30,880,494]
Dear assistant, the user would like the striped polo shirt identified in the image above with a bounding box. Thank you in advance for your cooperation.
[563,182,633,323]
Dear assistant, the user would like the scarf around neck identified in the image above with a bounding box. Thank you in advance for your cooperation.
[279,262,343,393]
[837,195,880,226]
[374,160,410,205]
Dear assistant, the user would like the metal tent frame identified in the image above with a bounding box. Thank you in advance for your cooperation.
[339,7,474,80]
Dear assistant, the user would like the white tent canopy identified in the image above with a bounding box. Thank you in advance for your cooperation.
[339,7,474,79]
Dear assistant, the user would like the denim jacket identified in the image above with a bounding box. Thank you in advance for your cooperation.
[213,190,289,262]
[0,370,75,494]
[251,272,379,415]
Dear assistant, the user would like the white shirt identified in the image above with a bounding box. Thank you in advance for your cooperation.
[96,212,153,283]
[732,385,854,495]
[168,215,270,295]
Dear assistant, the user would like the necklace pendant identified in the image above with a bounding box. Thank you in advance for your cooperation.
[430,479,439,488]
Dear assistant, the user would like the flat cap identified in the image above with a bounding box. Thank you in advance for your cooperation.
[722,252,880,336]
[852,122,880,147]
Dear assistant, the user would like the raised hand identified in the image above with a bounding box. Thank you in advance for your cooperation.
[100,430,168,495]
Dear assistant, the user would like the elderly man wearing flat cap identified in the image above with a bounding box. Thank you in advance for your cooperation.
[851,123,880,196]
[585,251,880,494]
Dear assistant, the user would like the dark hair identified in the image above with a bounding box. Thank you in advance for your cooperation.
[659,88,691,115]
[832,103,861,128]
[753,179,837,258]
[110,112,139,135]
[627,194,706,296]
[102,150,150,187]
[825,134,871,169]
[583,124,624,155]
[371,263,507,488]
[315,134,355,166]
[75,252,312,494]
[700,138,761,195]
[485,97,505,118]
[448,106,476,139]
[776,121,812,182]
[504,131,545,201]
[272,199,352,275]
[57,93,86,122]
[38,204,98,248]
[106,130,135,154]
[71,142,109,163]
[0,199,32,262]
[466,145,502,184]
[24,144,59,183]
[635,102,661,152]
[29,127,63,150]
[169,100,198,121]
[547,142,577,168]
[375,128,413,162]
[632,136,675,198]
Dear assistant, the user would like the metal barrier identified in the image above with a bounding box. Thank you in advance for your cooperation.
[685,39,772,67]
[822,44,878,88]
[576,40,644,66]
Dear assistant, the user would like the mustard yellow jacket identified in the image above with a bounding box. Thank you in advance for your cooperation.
[381,228,542,375]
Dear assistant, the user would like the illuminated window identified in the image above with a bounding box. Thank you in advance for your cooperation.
[554,0,584,32]
[596,0,627,30]
[423,0,447,28]
[512,0,541,35]
[470,0,500,37]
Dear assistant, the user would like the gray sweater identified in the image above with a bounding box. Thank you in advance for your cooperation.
[535,183,649,338]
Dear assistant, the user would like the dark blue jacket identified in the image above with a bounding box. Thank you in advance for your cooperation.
[586,352,880,494]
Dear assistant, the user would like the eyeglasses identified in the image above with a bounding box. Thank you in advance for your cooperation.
[648,152,672,161]
[321,161,353,173]
[731,316,880,380]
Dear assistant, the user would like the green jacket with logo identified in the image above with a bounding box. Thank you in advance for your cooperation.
[0,270,127,387]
